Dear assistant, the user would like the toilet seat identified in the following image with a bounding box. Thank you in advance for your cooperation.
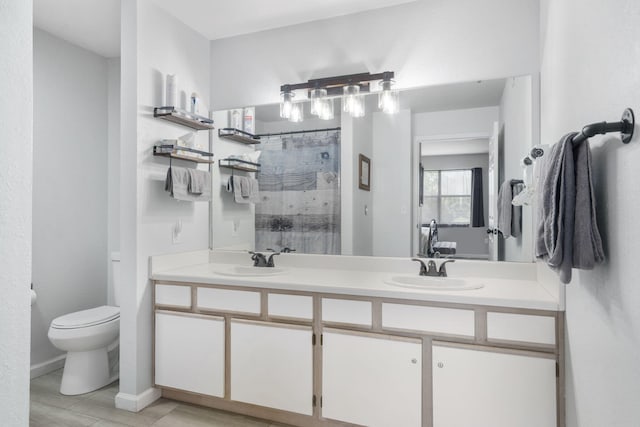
[51,305,120,329]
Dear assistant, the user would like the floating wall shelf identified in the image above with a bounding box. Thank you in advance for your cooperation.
[218,128,261,144]
[153,144,215,164]
[219,158,260,172]
[154,106,215,131]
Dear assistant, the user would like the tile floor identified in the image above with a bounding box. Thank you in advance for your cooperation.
[30,369,289,427]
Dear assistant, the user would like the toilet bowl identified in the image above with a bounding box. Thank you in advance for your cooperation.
[48,252,122,395]
[48,306,120,395]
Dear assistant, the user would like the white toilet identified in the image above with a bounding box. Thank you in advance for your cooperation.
[48,252,121,395]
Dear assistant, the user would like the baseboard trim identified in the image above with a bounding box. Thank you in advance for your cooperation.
[115,387,161,412]
[30,354,66,379]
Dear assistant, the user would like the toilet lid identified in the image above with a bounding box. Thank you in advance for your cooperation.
[52,305,120,329]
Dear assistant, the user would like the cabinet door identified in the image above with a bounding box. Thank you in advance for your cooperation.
[432,343,556,427]
[322,330,422,427]
[230,320,313,415]
[155,311,224,397]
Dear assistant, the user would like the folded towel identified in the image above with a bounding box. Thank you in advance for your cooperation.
[233,176,260,204]
[572,140,604,269]
[497,180,513,238]
[535,133,577,283]
[165,166,211,202]
[187,169,210,195]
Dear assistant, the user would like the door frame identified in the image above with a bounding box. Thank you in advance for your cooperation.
[412,132,491,257]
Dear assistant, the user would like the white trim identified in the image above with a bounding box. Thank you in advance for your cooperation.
[30,354,66,379]
[415,132,491,143]
[115,387,161,412]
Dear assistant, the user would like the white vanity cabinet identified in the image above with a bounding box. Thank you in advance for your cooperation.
[432,343,557,427]
[152,281,563,427]
[322,329,422,427]
[230,319,313,415]
[154,311,225,397]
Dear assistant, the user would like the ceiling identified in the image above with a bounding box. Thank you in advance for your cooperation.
[33,0,417,58]
[33,0,121,58]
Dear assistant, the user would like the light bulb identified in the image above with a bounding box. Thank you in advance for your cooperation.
[378,79,399,114]
[280,90,294,119]
[310,88,327,116]
[289,102,304,123]
[343,84,360,114]
[319,98,334,120]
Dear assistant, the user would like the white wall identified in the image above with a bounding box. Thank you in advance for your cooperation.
[108,58,121,305]
[342,113,374,256]
[119,0,211,408]
[421,154,489,257]
[413,106,499,137]
[499,75,534,262]
[31,29,109,370]
[372,110,412,257]
[209,0,539,110]
[0,0,32,423]
[540,0,640,425]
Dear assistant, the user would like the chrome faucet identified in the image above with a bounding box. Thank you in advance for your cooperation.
[412,258,455,277]
[249,251,280,267]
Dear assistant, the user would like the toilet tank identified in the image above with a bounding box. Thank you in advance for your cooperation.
[111,252,121,307]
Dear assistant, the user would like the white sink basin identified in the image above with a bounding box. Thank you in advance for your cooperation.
[385,275,484,291]
[213,265,287,277]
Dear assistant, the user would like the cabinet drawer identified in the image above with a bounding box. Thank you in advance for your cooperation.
[322,298,372,326]
[487,312,556,345]
[197,287,261,314]
[268,294,313,320]
[382,303,475,337]
[155,284,191,308]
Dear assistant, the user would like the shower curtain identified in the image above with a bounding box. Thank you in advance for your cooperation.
[255,130,341,254]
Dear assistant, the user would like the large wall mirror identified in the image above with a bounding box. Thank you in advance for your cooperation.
[210,74,538,263]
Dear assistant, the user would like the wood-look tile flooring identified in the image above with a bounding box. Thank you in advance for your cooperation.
[30,369,289,427]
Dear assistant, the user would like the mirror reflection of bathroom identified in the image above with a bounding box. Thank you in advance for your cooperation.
[212,75,537,263]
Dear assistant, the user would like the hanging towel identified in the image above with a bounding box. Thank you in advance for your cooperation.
[497,180,513,238]
[187,169,211,195]
[572,140,604,269]
[232,176,260,204]
[535,133,577,284]
[165,166,211,202]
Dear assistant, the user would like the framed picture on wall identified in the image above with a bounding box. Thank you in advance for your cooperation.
[359,154,371,191]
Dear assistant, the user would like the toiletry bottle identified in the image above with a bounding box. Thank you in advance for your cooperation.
[190,92,200,115]
[166,74,177,107]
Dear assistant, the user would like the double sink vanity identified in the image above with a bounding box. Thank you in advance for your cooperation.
[150,250,564,427]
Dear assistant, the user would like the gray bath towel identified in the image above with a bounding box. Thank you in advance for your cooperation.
[497,180,513,238]
[572,140,604,269]
[165,167,211,202]
[535,133,577,284]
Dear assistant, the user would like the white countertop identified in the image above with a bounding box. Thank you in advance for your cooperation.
[151,253,562,311]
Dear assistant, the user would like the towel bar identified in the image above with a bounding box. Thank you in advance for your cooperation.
[571,108,634,145]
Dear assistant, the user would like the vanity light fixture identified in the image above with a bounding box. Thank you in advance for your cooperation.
[279,71,397,122]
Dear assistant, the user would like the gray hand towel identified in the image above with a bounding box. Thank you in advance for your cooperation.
[233,176,260,204]
[572,140,604,269]
[535,133,577,284]
[187,169,210,195]
[165,166,211,202]
[497,180,512,238]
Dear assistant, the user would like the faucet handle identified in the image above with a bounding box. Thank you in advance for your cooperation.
[438,259,455,276]
[267,252,281,267]
[411,258,428,276]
